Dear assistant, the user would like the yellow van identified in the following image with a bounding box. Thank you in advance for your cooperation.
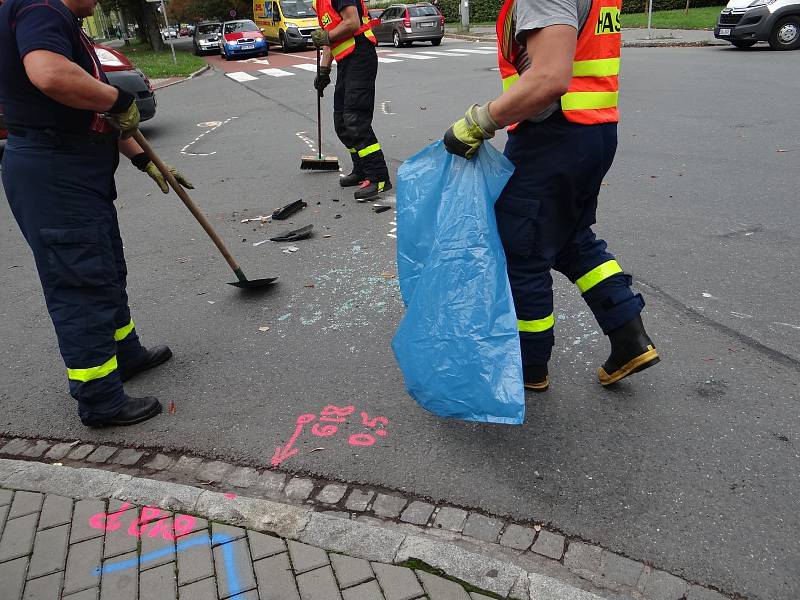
[254,0,319,52]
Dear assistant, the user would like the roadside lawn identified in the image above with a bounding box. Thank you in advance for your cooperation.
[122,43,206,79]
[623,6,720,29]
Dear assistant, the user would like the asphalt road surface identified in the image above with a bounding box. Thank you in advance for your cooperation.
[1,40,798,599]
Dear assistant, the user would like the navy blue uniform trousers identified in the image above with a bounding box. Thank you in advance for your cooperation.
[495,113,644,366]
[2,131,145,421]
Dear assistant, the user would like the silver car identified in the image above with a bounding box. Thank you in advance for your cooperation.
[372,3,444,47]
[193,22,222,55]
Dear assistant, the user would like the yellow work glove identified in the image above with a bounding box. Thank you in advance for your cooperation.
[106,87,140,139]
[311,28,331,47]
[131,153,194,194]
[443,103,500,159]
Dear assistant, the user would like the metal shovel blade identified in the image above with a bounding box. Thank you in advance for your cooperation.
[227,277,279,289]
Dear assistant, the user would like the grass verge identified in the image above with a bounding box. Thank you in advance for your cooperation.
[122,44,206,79]
[622,6,720,30]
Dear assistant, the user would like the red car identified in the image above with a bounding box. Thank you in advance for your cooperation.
[0,43,154,143]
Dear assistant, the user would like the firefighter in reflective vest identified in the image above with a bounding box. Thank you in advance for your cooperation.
[443,0,659,391]
[311,0,391,201]
[0,0,192,426]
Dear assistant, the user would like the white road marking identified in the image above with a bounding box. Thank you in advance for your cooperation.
[449,48,496,54]
[226,71,259,82]
[378,56,402,63]
[418,51,466,57]
[259,68,294,77]
[293,63,319,72]
[386,53,435,60]
[181,116,238,156]
[296,131,317,153]
[241,58,271,65]
[381,101,395,115]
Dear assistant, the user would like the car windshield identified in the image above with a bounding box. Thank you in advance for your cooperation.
[409,6,438,16]
[224,20,259,33]
[280,0,316,18]
[198,24,220,35]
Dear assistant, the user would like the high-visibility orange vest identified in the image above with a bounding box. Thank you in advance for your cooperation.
[496,0,621,126]
[314,0,377,61]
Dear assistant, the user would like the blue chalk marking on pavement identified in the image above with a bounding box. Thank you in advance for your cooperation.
[93,532,242,595]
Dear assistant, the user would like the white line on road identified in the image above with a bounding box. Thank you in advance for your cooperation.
[418,51,467,57]
[378,57,403,63]
[296,131,317,153]
[293,63,318,72]
[259,68,294,77]
[386,53,435,60]
[381,101,395,115]
[449,48,496,54]
[181,116,238,156]
[225,72,259,82]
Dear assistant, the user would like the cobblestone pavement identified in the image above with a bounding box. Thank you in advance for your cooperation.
[0,487,495,600]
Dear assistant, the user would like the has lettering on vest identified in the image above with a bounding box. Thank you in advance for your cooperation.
[321,13,332,26]
[595,7,621,35]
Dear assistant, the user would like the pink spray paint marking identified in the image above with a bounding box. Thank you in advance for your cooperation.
[224,493,237,499]
[271,404,390,467]
[89,505,196,540]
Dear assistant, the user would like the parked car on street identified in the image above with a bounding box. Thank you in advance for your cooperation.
[179,26,190,36]
[162,27,178,39]
[715,0,800,50]
[372,3,444,47]
[367,7,385,27]
[255,0,318,52]
[220,19,270,59]
[193,21,222,55]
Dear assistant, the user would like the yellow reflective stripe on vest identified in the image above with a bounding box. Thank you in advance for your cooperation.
[114,319,135,342]
[576,260,622,293]
[67,356,118,383]
[561,91,619,111]
[348,147,357,154]
[518,313,555,333]
[332,37,355,57]
[358,143,381,158]
[502,73,520,92]
[572,57,620,77]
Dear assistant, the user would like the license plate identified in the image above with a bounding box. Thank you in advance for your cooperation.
[718,28,731,36]
[240,44,255,49]
[421,22,435,27]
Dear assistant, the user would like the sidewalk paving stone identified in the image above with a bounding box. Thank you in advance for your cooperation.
[372,563,424,600]
[23,571,63,599]
[530,530,565,560]
[499,524,535,551]
[64,588,99,600]
[110,449,145,466]
[330,553,373,588]
[284,477,315,501]
[38,494,73,530]
[197,461,234,483]
[639,567,690,600]
[0,556,28,600]
[247,530,286,560]
[213,537,257,598]
[297,565,342,600]
[0,488,12,505]
[227,467,259,488]
[417,570,471,600]
[400,501,434,525]
[144,454,174,471]
[342,579,385,600]
[139,517,176,571]
[70,500,106,544]
[68,444,95,461]
[63,536,103,595]
[344,489,373,512]
[212,523,246,544]
[100,550,138,600]
[0,513,39,561]
[1,438,32,455]
[45,442,79,461]
[22,441,51,458]
[564,542,602,579]
[28,523,70,579]
[256,471,286,495]
[103,507,140,558]
[432,508,467,532]
[687,585,728,600]
[87,446,117,463]
[462,514,503,543]
[372,494,407,518]
[598,550,643,587]
[289,540,330,574]
[9,490,43,519]
[178,577,217,600]
[140,562,177,600]
[0,504,10,540]
[177,530,214,585]
[253,553,301,600]
[317,484,348,504]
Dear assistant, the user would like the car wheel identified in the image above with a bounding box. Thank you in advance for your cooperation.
[431,37,442,46]
[280,30,291,53]
[730,40,756,49]
[393,30,401,48]
[769,16,800,50]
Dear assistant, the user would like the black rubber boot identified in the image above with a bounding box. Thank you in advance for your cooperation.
[523,364,549,392]
[354,179,392,202]
[598,314,659,386]
[119,346,173,382]
[340,172,365,187]
[82,395,163,427]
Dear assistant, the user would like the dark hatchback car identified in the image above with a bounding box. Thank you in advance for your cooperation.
[372,3,444,47]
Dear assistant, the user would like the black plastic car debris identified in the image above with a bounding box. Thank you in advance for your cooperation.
[373,204,391,214]
[272,199,307,220]
[270,224,314,242]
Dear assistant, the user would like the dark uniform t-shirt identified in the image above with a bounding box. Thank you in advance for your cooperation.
[0,0,107,133]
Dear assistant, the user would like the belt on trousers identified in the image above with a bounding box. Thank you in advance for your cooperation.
[7,127,119,147]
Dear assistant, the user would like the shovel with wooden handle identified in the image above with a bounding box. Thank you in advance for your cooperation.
[132,130,277,290]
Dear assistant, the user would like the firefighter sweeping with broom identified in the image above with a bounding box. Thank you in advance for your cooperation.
[310,0,391,201]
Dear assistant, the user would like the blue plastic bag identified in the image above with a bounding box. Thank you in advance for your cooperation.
[391,141,525,425]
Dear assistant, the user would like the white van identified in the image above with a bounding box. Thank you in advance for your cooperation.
[714,0,800,50]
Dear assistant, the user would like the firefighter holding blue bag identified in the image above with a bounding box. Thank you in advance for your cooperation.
[443,0,659,391]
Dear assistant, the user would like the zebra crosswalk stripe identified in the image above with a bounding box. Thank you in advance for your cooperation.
[448,48,496,54]
[259,68,294,77]
[226,72,259,82]
[418,51,467,57]
[293,63,319,72]
[386,53,435,60]
[378,57,403,63]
